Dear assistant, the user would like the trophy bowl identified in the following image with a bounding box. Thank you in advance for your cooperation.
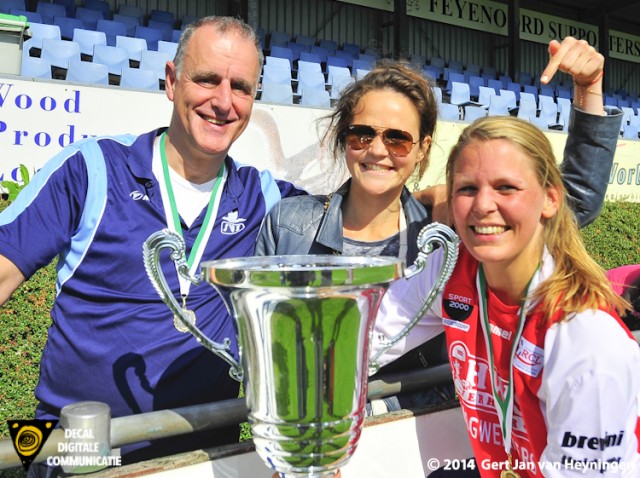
[143,223,459,478]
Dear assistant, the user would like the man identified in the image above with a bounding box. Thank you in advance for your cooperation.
[0,16,301,463]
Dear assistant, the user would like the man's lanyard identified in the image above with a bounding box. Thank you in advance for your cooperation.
[477,264,536,478]
[158,132,227,304]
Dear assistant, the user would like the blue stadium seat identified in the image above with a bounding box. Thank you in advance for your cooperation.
[622,124,639,140]
[10,9,42,24]
[297,70,326,96]
[446,72,465,94]
[96,19,126,46]
[517,93,538,120]
[260,82,293,104]
[299,51,322,65]
[297,60,323,76]
[463,105,487,122]
[75,7,105,30]
[326,55,350,69]
[73,28,107,57]
[116,35,147,63]
[83,0,111,19]
[36,1,66,24]
[487,95,510,116]
[342,42,361,57]
[66,59,108,85]
[53,16,85,40]
[1,0,25,14]
[468,75,485,99]
[150,9,175,26]
[268,30,290,48]
[40,38,80,70]
[120,67,159,90]
[92,44,128,75]
[438,103,460,121]
[139,49,173,80]
[22,22,60,49]
[450,82,481,107]
[477,86,496,108]
[21,56,51,79]
[261,64,292,85]
[147,20,173,42]
[157,40,178,58]
[117,5,144,23]
[330,75,354,99]
[319,39,337,54]
[269,45,294,68]
[112,13,139,37]
[300,88,330,108]
[135,25,164,51]
[498,89,518,111]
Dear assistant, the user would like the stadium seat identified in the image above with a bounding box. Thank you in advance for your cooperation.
[53,16,85,40]
[150,9,175,26]
[10,9,42,24]
[260,82,294,104]
[147,20,173,42]
[96,19,127,46]
[112,13,139,37]
[297,70,326,95]
[297,60,323,76]
[72,28,107,58]
[21,56,52,79]
[433,86,442,104]
[529,116,549,131]
[477,86,496,108]
[75,7,105,30]
[269,45,294,68]
[309,45,330,63]
[25,22,61,50]
[326,55,350,69]
[116,35,147,63]
[83,0,111,18]
[446,72,465,94]
[517,93,538,120]
[423,65,441,82]
[352,58,374,72]
[463,105,487,122]
[157,40,178,58]
[53,0,75,17]
[92,44,128,75]
[342,42,361,57]
[300,88,330,108]
[487,95,510,116]
[36,1,66,24]
[468,75,485,99]
[330,75,354,99]
[40,38,80,70]
[139,49,173,80]
[66,59,108,85]
[299,51,322,65]
[354,68,370,81]
[135,25,164,51]
[1,0,24,14]
[268,30,290,48]
[261,64,292,85]
[450,82,480,107]
[120,67,159,90]
[319,39,337,54]
[438,103,460,121]
[498,89,518,111]
[523,84,539,102]
[622,124,639,140]
[117,5,144,24]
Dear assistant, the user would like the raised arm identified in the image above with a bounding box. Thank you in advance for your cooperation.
[541,37,623,227]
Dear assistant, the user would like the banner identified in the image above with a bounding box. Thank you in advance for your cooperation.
[0,76,638,201]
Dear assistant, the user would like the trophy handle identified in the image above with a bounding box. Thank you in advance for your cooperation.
[368,222,459,374]
[142,229,243,382]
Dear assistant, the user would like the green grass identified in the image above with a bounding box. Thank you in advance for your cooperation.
[0,200,638,445]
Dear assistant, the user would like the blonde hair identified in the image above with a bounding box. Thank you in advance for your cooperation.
[446,116,628,322]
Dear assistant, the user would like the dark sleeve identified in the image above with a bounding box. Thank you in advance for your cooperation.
[561,106,623,228]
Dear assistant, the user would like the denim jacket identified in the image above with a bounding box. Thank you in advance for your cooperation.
[256,105,622,259]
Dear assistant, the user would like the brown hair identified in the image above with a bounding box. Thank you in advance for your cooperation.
[323,61,438,179]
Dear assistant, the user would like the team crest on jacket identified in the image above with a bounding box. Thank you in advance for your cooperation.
[443,284,475,321]
[221,211,246,235]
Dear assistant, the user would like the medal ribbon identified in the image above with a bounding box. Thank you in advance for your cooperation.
[158,132,227,300]
[477,264,536,467]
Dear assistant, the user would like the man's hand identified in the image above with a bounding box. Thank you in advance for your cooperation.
[413,184,451,225]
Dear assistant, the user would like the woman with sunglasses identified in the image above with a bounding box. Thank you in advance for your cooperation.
[256,37,622,414]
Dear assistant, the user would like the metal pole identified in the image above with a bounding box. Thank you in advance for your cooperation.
[0,365,453,469]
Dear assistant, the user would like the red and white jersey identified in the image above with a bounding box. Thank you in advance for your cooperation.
[373,247,640,477]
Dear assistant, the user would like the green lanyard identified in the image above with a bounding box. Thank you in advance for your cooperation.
[477,264,536,467]
[159,132,226,298]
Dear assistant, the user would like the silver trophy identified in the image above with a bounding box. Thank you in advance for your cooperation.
[143,223,458,478]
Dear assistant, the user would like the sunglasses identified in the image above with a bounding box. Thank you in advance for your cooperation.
[344,124,419,157]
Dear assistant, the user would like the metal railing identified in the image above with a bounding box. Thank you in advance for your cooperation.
[0,364,454,470]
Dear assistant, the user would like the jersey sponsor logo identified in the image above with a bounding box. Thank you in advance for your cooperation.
[129,190,149,201]
[443,318,471,332]
[221,211,246,235]
[561,430,624,450]
[489,323,512,340]
[443,286,475,321]
[514,337,543,377]
[449,341,528,438]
